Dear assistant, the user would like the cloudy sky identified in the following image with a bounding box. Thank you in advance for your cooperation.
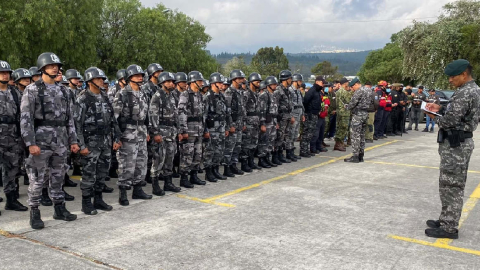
[140,0,451,54]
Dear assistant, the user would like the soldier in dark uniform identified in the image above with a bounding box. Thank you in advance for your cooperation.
[425,60,480,239]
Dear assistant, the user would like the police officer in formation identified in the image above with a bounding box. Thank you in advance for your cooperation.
[8,51,464,233]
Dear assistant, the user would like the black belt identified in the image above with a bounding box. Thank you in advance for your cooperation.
[247,112,260,117]
[294,105,303,109]
[159,120,176,127]
[34,119,68,127]
[0,116,17,124]
[187,117,201,122]
[84,127,110,136]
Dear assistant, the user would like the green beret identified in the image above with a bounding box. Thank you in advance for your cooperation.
[348,77,360,87]
[444,59,470,76]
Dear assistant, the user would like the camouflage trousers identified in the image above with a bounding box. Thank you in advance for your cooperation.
[224,122,243,165]
[365,112,375,140]
[180,136,202,174]
[300,114,318,155]
[146,140,156,177]
[1,144,21,194]
[286,114,302,150]
[204,128,226,168]
[334,113,350,143]
[151,136,177,178]
[351,112,368,156]
[258,121,276,157]
[241,117,260,159]
[275,114,291,150]
[438,138,474,233]
[26,145,68,207]
[80,147,111,196]
[117,139,147,187]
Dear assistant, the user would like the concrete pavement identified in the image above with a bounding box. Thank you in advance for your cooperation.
[1,130,480,269]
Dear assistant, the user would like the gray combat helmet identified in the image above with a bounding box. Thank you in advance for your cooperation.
[125,64,145,81]
[12,68,32,83]
[279,70,292,82]
[265,76,279,86]
[29,66,41,76]
[147,63,164,78]
[230,69,245,80]
[36,52,62,71]
[174,72,188,84]
[248,72,262,82]
[65,69,81,80]
[158,71,176,85]
[187,71,204,84]
[0,60,12,73]
[209,72,224,84]
[292,74,303,82]
[84,67,107,82]
[116,69,127,81]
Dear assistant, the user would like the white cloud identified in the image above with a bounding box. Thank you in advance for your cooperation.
[140,0,451,53]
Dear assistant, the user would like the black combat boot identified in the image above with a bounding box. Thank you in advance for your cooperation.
[286,149,297,162]
[344,155,360,163]
[81,195,98,215]
[230,163,244,175]
[359,151,365,163]
[426,220,441,229]
[72,165,82,176]
[119,186,129,206]
[40,188,53,206]
[30,207,44,230]
[292,148,301,160]
[152,177,165,196]
[145,173,152,184]
[5,191,28,211]
[240,158,252,173]
[270,152,281,166]
[190,171,206,185]
[109,166,119,178]
[63,187,75,201]
[248,150,262,170]
[205,167,218,182]
[198,167,204,174]
[64,173,78,187]
[103,184,114,193]
[425,228,458,239]
[53,203,77,221]
[278,150,290,163]
[180,173,194,188]
[24,174,30,185]
[171,167,180,178]
[164,176,181,192]
[94,191,113,211]
[258,156,271,169]
[213,166,227,180]
[15,178,20,199]
[223,165,235,178]
[132,184,153,200]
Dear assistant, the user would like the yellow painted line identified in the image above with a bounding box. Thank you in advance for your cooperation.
[365,161,480,174]
[203,140,399,203]
[389,235,480,256]
[435,182,480,246]
[176,194,236,208]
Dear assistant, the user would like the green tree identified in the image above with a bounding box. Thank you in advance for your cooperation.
[0,0,102,70]
[251,46,289,77]
[311,61,338,76]
[357,41,404,84]
[221,56,257,76]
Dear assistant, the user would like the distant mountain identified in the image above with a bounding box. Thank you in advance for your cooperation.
[211,51,373,77]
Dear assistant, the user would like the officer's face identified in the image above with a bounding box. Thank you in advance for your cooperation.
[32,75,40,82]
[178,81,187,90]
[55,71,63,82]
[18,78,31,86]
[449,72,468,88]
[252,81,260,89]
[164,80,174,89]
[70,78,80,85]
[91,78,105,89]
[0,71,10,81]
[44,64,59,76]
[130,74,143,83]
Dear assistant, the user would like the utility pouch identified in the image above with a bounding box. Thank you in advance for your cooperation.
[206,117,215,129]
[447,129,461,148]
[437,129,445,144]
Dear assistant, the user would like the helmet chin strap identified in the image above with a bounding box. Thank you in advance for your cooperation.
[90,81,106,91]
[43,71,58,79]
[0,81,8,85]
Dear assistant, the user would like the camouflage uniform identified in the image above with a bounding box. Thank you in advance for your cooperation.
[258,89,278,157]
[21,80,78,207]
[288,85,304,150]
[435,80,480,233]
[15,86,28,180]
[149,88,178,178]
[334,87,351,143]
[108,84,122,176]
[274,84,293,151]
[67,86,82,172]
[241,87,260,159]
[223,85,245,165]
[0,86,22,194]
[346,87,372,156]
[141,81,159,180]
[74,89,120,196]
[203,90,230,168]
[113,85,149,187]
[178,88,206,174]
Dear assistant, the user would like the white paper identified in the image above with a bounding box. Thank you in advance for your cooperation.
[421,101,442,116]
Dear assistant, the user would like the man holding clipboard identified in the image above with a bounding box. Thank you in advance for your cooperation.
[423,59,480,239]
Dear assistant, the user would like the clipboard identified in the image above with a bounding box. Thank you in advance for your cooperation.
[421,101,442,116]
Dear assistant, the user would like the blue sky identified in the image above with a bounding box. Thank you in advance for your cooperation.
[140,0,451,54]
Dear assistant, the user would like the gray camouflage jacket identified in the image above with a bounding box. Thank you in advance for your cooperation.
[113,85,148,142]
